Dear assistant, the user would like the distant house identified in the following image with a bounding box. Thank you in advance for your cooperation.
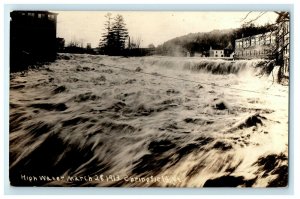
[209,47,224,58]
[10,11,58,71]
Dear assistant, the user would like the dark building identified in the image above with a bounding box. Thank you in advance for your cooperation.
[10,11,58,72]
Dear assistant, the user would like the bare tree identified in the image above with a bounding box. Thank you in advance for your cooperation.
[67,40,80,48]
[241,12,267,26]
[130,35,142,49]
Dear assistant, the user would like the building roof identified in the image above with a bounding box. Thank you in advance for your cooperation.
[11,10,58,16]
[225,42,233,50]
[209,49,224,51]
[235,31,275,41]
[209,46,224,51]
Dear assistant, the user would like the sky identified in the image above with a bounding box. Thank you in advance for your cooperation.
[55,11,278,48]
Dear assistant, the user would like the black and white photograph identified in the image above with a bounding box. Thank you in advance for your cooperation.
[9,10,289,187]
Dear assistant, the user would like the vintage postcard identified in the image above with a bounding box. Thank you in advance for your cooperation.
[9,10,289,187]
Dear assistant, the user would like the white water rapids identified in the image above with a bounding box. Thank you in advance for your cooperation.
[9,54,288,187]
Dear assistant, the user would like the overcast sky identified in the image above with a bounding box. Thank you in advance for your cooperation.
[55,11,278,48]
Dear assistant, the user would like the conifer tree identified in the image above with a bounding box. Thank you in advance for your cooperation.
[100,13,128,55]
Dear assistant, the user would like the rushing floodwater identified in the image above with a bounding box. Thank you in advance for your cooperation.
[9,54,288,187]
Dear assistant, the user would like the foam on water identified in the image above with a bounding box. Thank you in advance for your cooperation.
[9,54,288,187]
[139,56,269,75]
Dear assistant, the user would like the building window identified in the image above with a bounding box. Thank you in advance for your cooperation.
[271,35,276,44]
[284,23,288,34]
[259,37,265,45]
[285,45,289,55]
[245,39,250,48]
[38,13,42,18]
[251,38,255,46]
[285,59,289,73]
[256,37,259,45]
